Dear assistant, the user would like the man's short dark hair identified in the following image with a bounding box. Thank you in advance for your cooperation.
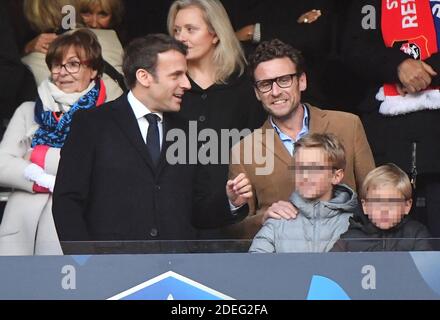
[122,33,188,89]
[248,39,305,80]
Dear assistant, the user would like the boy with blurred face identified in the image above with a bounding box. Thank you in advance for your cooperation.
[362,182,411,231]
[249,133,358,253]
[333,164,432,252]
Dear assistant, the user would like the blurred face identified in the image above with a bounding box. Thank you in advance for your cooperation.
[81,3,112,29]
[294,147,343,202]
[172,6,218,62]
[362,184,412,230]
[50,46,97,93]
[254,57,306,121]
[145,49,191,113]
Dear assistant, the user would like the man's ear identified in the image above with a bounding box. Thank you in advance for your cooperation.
[136,69,154,88]
[299,73,307,92]
[332,169,344,185]
[254,87,262,101]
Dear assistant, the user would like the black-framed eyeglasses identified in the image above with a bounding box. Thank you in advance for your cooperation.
[51,60,88,74]
[255,73,298,93]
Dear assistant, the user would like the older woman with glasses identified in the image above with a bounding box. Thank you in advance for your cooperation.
[22,0,125,101]
[0,29,106,255]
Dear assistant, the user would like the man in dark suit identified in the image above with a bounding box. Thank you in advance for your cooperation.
[53,34,252,242]
[53,34,195,241]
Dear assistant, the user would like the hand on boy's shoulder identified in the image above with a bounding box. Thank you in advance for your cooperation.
[262,201,299,225]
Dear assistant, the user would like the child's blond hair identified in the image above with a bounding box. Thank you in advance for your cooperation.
[360,163,412,200]
[294,133,346,170]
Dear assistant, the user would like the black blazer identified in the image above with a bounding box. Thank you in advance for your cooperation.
[53,95,197,241]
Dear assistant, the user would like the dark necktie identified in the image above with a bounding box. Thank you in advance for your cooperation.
[145,113,160,166]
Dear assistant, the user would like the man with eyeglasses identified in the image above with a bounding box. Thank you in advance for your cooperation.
[227,39,375,239]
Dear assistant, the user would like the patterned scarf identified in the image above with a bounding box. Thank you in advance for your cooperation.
[32,79,106,148]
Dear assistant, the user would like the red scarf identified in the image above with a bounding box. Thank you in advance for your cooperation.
[377,0,440,115]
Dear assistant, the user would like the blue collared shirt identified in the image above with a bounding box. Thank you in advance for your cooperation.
[270,105,310,156]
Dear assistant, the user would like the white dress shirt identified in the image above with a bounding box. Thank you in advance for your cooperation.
[127,91,164,149]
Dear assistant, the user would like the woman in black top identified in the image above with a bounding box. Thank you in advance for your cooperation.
[167,0,266,237]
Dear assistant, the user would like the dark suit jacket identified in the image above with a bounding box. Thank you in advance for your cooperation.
[53,95,197,241]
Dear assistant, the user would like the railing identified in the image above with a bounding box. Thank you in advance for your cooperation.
[0,243,439,300]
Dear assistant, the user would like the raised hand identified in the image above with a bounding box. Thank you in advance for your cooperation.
[235,24,255,42]
[24,33,57,54]
[226,173,253,207]
[297,9,322,24]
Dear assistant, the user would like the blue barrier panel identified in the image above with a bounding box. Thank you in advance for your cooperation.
[0,252,439,300]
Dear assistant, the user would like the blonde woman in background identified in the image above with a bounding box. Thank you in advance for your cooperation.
[167,0,266,236]
[78,0,127,44]
[78,0,124,30]
[22,0,124,102]
[22,0,73,55]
